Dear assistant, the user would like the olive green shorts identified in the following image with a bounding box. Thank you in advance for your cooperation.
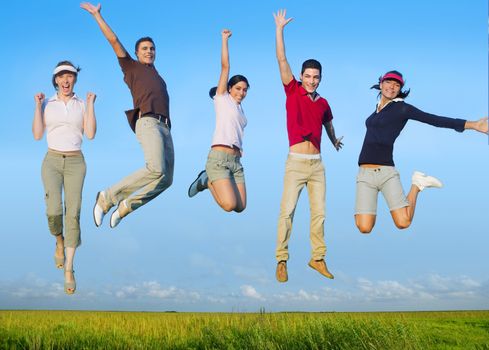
[205,149,245,184]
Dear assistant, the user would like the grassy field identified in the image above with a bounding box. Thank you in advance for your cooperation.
[0,310,488,349]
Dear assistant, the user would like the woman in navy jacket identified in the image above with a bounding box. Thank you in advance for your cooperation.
[355,70,487,234]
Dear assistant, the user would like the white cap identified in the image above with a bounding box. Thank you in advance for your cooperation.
[53,65,78,75]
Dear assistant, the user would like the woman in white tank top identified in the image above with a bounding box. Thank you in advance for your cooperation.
[32,61,97,294]
[188,29,249,213]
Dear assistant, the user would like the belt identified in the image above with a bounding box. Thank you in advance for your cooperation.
[139,113,171,129]
[289,152,321,160]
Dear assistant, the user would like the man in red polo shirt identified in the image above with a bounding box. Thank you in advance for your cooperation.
[273,9,343,283]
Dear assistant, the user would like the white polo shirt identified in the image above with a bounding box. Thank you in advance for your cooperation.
[43,94,85,152]
[211,92,247,151]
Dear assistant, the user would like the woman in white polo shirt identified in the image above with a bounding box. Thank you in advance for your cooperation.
[188,29,249,213]
[32,61,97,294]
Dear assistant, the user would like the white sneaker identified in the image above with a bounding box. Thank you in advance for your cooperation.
[188,170,208,198]
[110,200,129,228]
[93,191,109,227]
[412,171,443,191]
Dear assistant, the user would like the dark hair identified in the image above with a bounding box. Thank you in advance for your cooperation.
[370,70,410,98]
[209,87,218,99]
[301,59,322,76]
[135,37,155,52]
[228,75,249,90]
[52,60,80,90]
[209,75,250,99]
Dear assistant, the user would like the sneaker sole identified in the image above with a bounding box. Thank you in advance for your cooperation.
[188,170,206,197]
[109,210,118,229]
[93,192,101,227]
[110,200,128,229]
[412,172,443,189]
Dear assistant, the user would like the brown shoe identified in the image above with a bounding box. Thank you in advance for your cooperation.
[308,259,334,279]
[276,261,288,283]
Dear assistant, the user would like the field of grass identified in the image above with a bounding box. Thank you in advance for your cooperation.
[0,310,488,349]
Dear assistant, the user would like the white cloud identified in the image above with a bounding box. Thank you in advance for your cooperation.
[298,289,319,301]
[423,274,481,292]
[271,273,487,309]
[273,289,322,302]
[115,285,137,298]
[356,274,485,303]
[114,281,201,302]
[240,285,265,301]
[358,278,433,301]
[1,272,487,311]
[206,296,227,304]
[11,283,63,298]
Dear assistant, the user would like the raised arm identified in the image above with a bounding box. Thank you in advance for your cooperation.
[274,9,293,85]
[464,117,488,134]
[215,29,232,95]
[80,2,128,58]
[324,121,344,151]
[32,93,45,140]
[84,92,97,139]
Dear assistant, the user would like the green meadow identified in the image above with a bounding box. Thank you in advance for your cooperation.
[1,310,488,349]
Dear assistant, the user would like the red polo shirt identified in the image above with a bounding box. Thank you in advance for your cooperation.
[284,77,333,152]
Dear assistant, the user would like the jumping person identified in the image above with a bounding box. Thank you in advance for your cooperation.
[273,10,343,283]
[187,29,249,213]
[82,2,174,228]
[355,70,488,234]
[32,61,97,294]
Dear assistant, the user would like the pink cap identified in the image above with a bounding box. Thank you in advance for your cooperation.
[381,72,404,86]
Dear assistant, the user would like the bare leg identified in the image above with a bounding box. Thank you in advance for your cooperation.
[64,247,76,293]
[55,234,64,263]
[234,183,247,213]
[390,185,420,229]
[355,214,377,234]
[208,178,241,212]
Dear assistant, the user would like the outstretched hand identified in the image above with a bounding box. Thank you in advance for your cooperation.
[476,117,489,134]
[334,136,344,151]
[467,117,489,134]
[273,9,293,29]
[80,2,101,15]
[222,29,232,39]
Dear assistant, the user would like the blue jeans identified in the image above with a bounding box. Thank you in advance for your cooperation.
[106,117,174,213]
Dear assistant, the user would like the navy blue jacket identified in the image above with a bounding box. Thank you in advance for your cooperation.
[358,100,466,166]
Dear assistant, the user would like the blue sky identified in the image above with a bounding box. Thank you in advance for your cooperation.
[0,0,487,312]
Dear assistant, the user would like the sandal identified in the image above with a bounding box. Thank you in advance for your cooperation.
[64,269,76,295]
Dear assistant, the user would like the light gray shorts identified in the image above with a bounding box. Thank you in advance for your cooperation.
[355,166,410,215]
[205,149,245,184]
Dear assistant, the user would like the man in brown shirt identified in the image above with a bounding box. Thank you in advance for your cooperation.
[82,2,174,228]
